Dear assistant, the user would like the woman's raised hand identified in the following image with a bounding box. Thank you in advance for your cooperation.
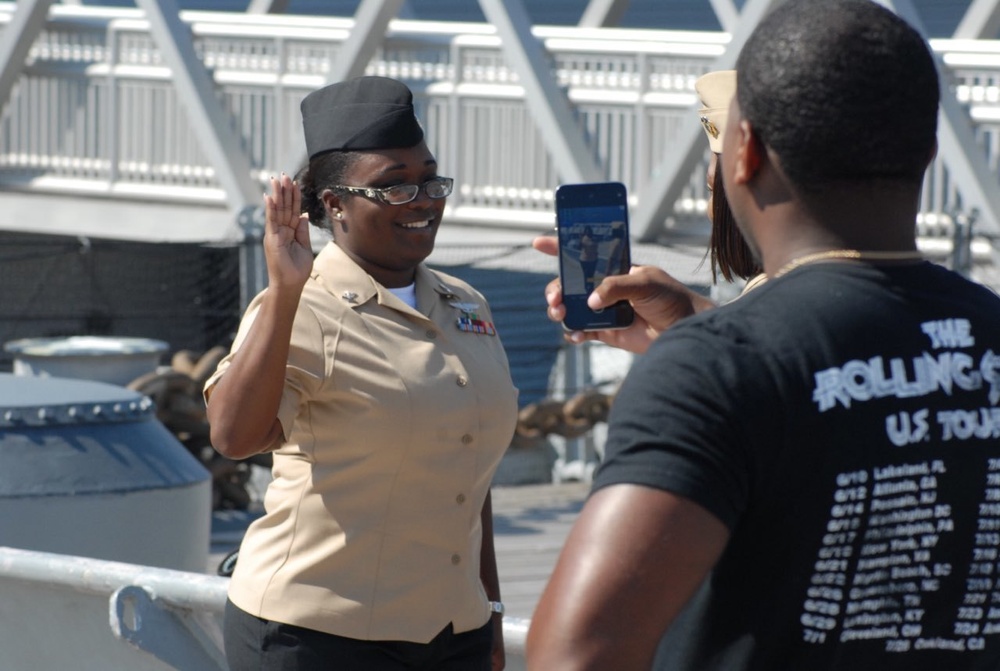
[264,173,313,290]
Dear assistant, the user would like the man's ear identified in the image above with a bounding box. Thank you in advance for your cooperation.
[731,120,763,185]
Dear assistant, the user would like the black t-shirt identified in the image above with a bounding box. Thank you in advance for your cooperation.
[594,261,1000,670]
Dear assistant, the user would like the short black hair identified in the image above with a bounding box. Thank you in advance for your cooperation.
[736,0,939,191]
[295,151,361,232]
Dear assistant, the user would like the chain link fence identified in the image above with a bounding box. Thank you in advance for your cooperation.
[0,234,572,408]
[0,232,241,372]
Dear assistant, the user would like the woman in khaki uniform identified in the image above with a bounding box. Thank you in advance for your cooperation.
[205,76,518,671]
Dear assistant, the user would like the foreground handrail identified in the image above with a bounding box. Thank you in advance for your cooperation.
[0,546,530,667]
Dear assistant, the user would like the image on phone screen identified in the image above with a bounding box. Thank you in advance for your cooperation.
[556,182,634,331]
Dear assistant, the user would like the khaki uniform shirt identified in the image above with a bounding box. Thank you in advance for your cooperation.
[205,242,519,642]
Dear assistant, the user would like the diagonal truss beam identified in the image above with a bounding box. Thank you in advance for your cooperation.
[577,0,739,31]
[707,0,740,32]
[578,0,630,27]
[953,0,1000,39]
[246,0,292,13]
[632,0,784,241]
[134,0,260,211]
[278,0,407,172]
[886,0,1000,236]
[0,0,56,120]
[248,0,415,19]
[309,0,406,98]
[478,0,603,184]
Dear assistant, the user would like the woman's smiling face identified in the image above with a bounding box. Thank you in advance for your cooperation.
[322,141,445,288]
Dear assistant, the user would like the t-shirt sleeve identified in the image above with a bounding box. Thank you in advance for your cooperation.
[592,327,755,530]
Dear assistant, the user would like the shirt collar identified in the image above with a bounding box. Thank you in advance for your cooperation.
[311,242,462,320]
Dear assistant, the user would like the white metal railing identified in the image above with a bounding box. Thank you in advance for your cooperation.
[1,4,1000,251]
[0,545,531,671]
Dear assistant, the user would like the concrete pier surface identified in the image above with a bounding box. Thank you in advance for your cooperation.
[210,482,591,621]
[491,482,590,619]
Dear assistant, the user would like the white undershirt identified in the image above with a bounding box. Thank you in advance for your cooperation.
[387,283,417,309]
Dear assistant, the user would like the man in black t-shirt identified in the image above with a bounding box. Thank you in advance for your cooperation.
[526,1,1000,670]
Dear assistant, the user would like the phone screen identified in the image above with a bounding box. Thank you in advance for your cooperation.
[556,182,634,331]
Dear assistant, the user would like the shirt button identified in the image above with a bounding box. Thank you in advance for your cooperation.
[456,376,468,387]
[426,330,437,339]
[451,554,461,565]
[456,493,466,504]
[461,434,474,445]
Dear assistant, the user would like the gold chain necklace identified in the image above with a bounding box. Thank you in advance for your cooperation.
[774,249,924,278]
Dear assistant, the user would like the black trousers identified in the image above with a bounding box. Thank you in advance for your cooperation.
[224,599,493,670]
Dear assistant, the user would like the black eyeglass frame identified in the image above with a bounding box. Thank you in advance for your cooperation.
[332,176,454,206]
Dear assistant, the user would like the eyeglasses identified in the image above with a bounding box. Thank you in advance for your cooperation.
[333,176,454,206]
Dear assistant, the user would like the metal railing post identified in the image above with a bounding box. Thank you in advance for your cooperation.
[237,204,267,311]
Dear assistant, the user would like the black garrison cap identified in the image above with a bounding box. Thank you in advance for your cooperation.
[300,76,424,159]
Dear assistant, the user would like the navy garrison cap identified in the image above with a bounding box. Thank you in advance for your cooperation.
[300,76,424,158]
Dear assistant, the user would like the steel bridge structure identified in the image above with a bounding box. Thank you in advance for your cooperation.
[1,0,999,298]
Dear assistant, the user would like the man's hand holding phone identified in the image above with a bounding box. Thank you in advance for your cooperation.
[533,236,716,354]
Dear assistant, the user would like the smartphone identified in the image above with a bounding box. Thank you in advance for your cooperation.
[555,181,634,331]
